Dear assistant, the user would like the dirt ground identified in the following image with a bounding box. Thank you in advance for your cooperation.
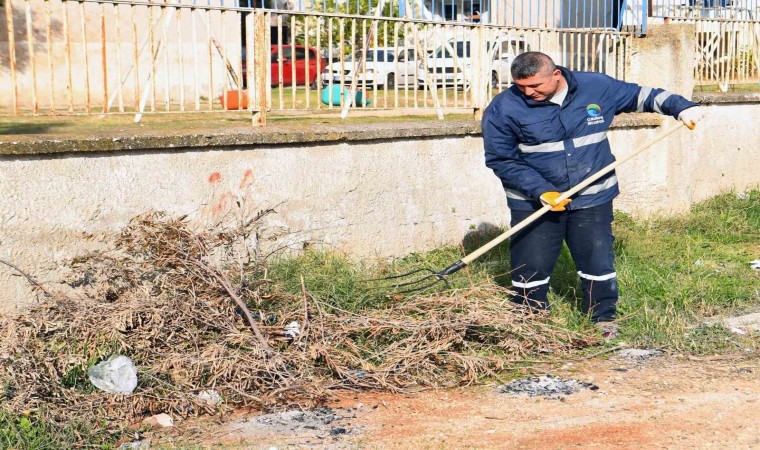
[153,347,760,449]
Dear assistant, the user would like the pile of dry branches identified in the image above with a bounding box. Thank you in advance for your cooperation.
[0,212,594,426]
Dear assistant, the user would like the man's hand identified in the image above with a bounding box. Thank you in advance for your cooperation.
[540,191,571,212]
[678,106,706,130]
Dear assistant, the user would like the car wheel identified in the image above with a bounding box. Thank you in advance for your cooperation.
[386,73,396,89]
[491,71,499,88]
[309,78,319,90]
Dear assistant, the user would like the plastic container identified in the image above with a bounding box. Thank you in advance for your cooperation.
[320,85,371,107]
[219,90,248,110]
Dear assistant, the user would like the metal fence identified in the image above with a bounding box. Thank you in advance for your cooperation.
[651,0,759,89]
[650,0,759,20]
[229,0,642,30]
[674,18,760,88]
[649,0,760,89]
[0,0,631,119]
[262,14,630,117]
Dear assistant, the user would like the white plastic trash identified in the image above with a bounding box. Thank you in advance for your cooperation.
[750,260,760,270]
[198,389,223,406]
[283,321,301,338]
[87,355,138,394]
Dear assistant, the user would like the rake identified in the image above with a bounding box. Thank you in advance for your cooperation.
[372,122,686,295]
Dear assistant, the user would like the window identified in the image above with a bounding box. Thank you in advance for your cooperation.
[505,40,530,55]
[443,3,457,20]
[271,47,294,62]
[367,50,394,62]
[437,42,471,58]
[398,49,416,62]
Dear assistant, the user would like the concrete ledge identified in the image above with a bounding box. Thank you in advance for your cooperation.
[609,113,665,128]
[0,113,666,157]
[693,92,760,104]
[0,121,481,156]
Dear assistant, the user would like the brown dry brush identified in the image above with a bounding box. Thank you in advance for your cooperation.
[0,211,595,427]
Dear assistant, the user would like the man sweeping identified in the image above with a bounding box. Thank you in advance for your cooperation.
[482,51,705,339]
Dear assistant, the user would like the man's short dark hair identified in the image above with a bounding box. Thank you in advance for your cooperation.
[511,52,557,80]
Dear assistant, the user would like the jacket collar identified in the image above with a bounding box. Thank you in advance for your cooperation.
[511,66,577,107]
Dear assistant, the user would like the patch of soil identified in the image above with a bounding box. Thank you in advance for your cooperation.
[156,349,760,449]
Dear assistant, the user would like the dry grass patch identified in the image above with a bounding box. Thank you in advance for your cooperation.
[0,212,595,429]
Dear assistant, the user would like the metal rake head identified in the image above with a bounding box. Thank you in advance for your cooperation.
[363,267,451,295]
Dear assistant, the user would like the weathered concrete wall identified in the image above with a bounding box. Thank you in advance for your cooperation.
[0,125,501,312]
[1,103,759,313]
[628,24,697,99]
[610,103,759,215]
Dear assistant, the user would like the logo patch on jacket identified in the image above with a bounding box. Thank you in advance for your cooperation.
[586,104,604,125]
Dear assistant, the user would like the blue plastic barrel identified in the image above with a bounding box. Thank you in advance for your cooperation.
[320,85,370,107]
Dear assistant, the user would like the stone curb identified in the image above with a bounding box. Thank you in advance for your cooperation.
[1,114,666,157]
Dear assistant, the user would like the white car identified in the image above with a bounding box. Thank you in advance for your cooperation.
[419,35,530,89]
[321,47,419,89]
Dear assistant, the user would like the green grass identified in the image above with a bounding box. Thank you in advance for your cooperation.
[267,85,507,110]
[694,83,760,93]
[537,190,760,350]
[0,409,117,450]
[613,190,760,350]
[0,108,475,142]
[268,189,760,351]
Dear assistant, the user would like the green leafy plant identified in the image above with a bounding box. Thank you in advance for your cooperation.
[0,409,117,450]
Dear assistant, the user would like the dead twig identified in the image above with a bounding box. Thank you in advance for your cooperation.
[207,264,274,356]
[0,258,57,299]
[299,274,310,345]
[0,211,599,428]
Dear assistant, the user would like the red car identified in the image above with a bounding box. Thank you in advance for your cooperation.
[242,45,324,88]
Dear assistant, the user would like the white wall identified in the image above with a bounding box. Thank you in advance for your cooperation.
[1,106,759,313]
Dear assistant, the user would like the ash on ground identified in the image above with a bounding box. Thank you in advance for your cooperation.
[252,407,342,430]
[215,406,366,448]
[611,348,664,362]
[500,375,599,397]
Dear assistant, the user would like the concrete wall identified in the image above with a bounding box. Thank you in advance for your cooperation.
[609,104,759,215]
[628,24,696,100]
[1,104,759,313]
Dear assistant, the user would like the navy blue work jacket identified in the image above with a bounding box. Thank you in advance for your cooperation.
[482,67,698,211]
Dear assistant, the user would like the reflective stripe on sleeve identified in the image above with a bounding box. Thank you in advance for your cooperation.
[518,140,565,153]
[636,87,652,112]
[505,189,532,200]
[577,271,617,281]
[572,131,608,149]
[512,276,551,289]
[653,91,673,114]
[578,174,618,196]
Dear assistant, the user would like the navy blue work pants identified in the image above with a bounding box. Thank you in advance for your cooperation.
[509,201,618,322]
